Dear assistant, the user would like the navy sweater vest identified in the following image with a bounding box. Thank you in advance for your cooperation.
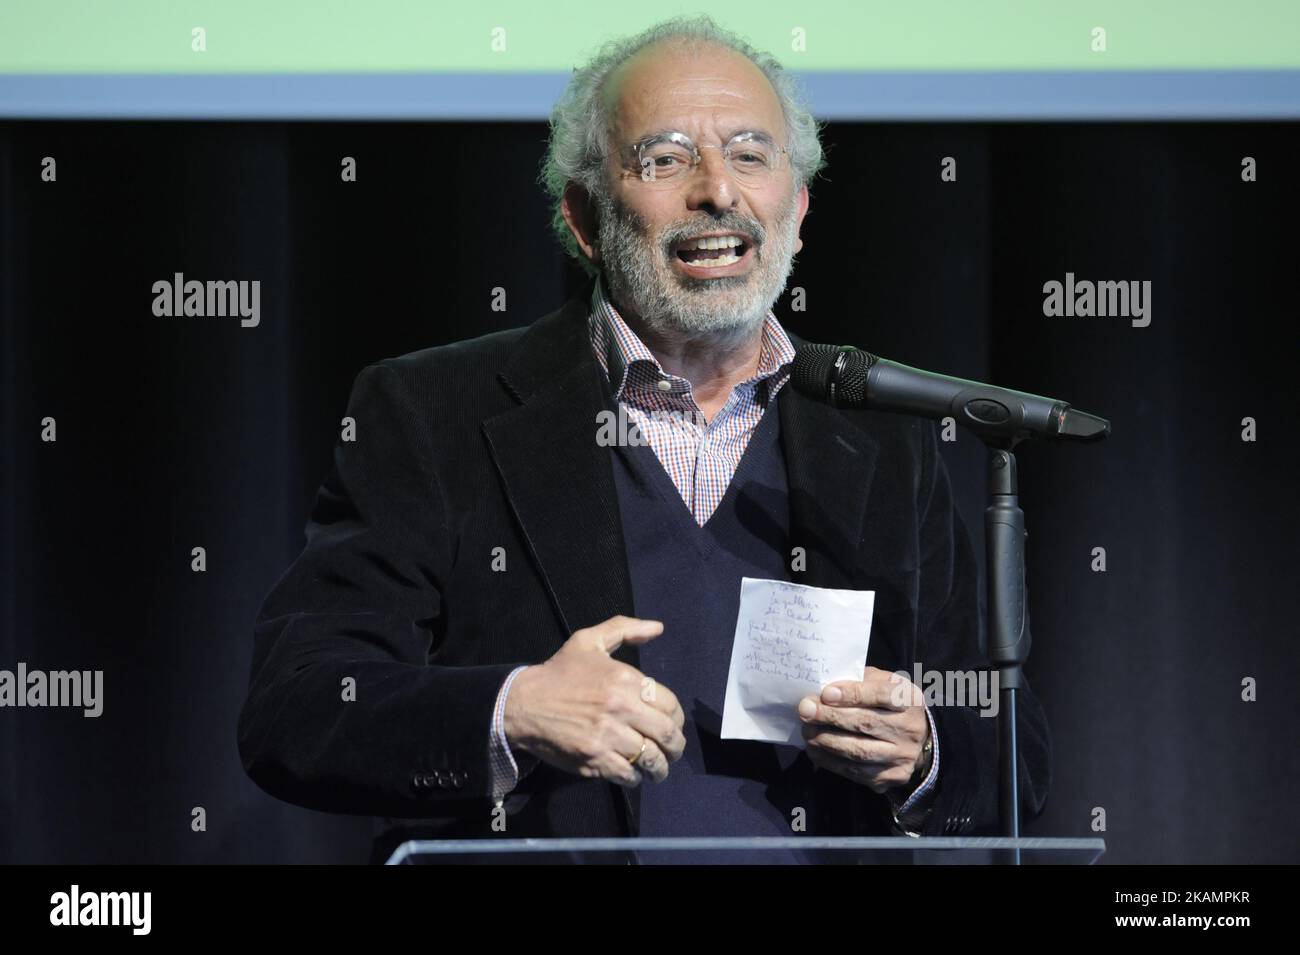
[610,395,834,863]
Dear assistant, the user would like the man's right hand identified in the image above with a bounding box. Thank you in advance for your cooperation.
[503,615,685,787]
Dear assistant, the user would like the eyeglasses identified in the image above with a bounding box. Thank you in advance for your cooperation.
[615,130,789,186]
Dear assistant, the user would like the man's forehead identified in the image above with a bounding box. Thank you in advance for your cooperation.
[604,43,783,140]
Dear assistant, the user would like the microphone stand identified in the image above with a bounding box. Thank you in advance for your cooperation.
[793,341,1110,864]
[983,443,1031,864]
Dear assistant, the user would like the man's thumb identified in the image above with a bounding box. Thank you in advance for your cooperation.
[585,615,664,654]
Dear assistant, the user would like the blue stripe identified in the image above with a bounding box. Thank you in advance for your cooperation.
[1,70,1298,120]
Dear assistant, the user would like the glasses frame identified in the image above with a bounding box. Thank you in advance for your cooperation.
[617,130,790,184]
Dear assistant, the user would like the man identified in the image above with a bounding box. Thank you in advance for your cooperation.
[238,15,1050,864]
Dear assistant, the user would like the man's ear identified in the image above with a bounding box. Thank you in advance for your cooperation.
[793,183,810,254]
[561,183,600,265]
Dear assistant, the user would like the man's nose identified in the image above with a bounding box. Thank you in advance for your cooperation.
[683,148,739,214]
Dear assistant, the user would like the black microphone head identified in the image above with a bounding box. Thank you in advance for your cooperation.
[792,342,874,407]
[791,342,840,398]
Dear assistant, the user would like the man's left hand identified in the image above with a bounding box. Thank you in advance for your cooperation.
[798,667,931,795]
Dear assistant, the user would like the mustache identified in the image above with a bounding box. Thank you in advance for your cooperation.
[660,216,766,255]
[598,196,765,257]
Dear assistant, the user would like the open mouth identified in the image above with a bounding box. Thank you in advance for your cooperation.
[673,233,752,270]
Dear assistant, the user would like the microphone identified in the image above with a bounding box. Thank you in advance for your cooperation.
[792,342,1110,444]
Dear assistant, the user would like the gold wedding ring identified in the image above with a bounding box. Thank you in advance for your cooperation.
[627,738,648,765]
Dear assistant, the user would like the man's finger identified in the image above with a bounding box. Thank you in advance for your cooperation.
[582,615,664,654]
[629,738,671,783]
[802,724,900,764]
[628,702,687,763]
[807,746,890,793]
[598,752,643,788]
[820,670,913,710]
[798,696,904,740]
[604,725,668,785]
[636,676,682,722]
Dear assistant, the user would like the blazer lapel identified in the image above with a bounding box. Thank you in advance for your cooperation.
[481,281,638,666]
[482,281,645,837]
[778,359,880,593]
[778,351,887,838]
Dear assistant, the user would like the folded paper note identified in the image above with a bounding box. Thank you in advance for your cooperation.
[721,577,875,746]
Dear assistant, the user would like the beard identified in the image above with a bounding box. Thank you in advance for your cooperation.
[594,184,801,343]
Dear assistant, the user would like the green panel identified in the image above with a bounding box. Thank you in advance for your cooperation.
[1,0,1298,73]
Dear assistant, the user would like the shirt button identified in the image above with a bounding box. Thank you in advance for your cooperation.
[656,379,673,392]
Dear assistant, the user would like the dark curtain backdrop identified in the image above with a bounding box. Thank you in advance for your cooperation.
[1,120,1296,863]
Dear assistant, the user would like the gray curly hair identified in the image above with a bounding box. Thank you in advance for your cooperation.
[539,15,827,275]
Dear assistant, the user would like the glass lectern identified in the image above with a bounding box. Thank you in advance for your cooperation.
[386,836,1104,865]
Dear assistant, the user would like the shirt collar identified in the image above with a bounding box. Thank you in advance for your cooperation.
[587,272,796,405]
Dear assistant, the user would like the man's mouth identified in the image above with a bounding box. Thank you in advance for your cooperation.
[672,233,752,269]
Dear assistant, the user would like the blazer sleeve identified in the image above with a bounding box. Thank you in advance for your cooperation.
[911,422,1053,836]
[236,362,518,817]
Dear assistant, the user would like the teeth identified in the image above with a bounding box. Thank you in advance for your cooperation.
[683,235,743,251]
[688,252,740,268]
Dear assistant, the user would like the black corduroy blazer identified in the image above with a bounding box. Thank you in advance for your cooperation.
[236,278,1051,863]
